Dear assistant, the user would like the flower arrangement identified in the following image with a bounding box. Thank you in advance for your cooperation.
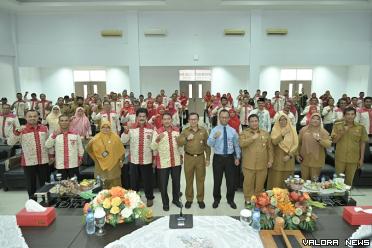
[247,188,324,232]
[83,187,153,226]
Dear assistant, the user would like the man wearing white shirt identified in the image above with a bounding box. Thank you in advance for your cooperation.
[91,100,121,134]
[238,95,253,129]
[273,104,296,127]
[249,98,271,132]
[211,97,231,126]
[301,97,321,115]
[272,91,285,113]
[11,93,29,125]
[0,104,20,145]
[335,98,347,121]
[322,98,337,134]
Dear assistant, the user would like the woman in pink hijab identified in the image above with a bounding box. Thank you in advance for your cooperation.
[70,107,92,141]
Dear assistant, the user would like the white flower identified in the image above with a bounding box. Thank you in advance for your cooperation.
[121,208,133,218]
[305,217,311,222]
[308,206,312,211]
[126,191,142,209]
[306,212,312,217]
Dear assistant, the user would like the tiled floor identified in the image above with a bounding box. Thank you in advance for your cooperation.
[1,163,372,216]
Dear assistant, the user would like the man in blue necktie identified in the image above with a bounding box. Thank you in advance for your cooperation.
[207,109,241,209]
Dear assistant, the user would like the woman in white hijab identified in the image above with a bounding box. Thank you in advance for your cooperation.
[46,105,61,135]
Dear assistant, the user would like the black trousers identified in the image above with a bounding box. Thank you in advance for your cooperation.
[23,164,49,199]
[57,167,80,181]
[324,123,333,135]
[212,154,235,202]
[121,163,130,189]
[129,163,154,200]
[157,166,181,207]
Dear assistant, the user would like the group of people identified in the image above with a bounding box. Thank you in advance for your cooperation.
[0,87,371,211]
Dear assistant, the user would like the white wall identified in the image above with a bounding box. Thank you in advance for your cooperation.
[347,65,370,97]
[8,10,372,98]
[140,66,249,98]
[0,11,14,56]
[312,66,349,99]
[0,56,17,102]
[259,66,355,99]
[139,11,251,66]
[106,67,131,94]
[19,67,42,94]
[19,66,131,101]
[211,66,249,97]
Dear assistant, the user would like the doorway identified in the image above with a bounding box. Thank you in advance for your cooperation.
[280,80,311,98]
[179,81,211,117]
[75,81,107,98]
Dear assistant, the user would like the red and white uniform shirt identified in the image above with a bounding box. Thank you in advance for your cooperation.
[179,96,189,110]
[335,108,344,121]
[28,99,39,111]
[238,104,253,125]
[13,100,29,119]
[150,126,183,169]
[110,100,123,115]
[357,107,372,135]
[121,123,154,165]
[37,100,51,120]
[0,113,20,141]
[92,111,121,134]
[8,124,51,166]
[45,131,84,170]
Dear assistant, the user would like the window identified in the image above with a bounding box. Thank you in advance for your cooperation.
[179,69,212,81]
[289,83,293,98]
[83,84,88,98]
[188,84,193,98]
[280,68,312,81]
[74,70,106,82]
[198,84,203,99]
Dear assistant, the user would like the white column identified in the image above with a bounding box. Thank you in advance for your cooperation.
[127,11,141,95]
[248,10,262,95]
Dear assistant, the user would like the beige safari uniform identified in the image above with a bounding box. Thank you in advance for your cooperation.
[298,128,332,181]
[239,128,273,201]
[267,135,297,189]
[177,126,211,202]
[332,121,368,185]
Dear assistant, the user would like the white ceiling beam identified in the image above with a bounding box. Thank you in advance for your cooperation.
[221,0,370,6]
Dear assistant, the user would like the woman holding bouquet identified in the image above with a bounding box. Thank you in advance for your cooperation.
[87,120,125,189]
[267,114,298,189]
[297,113,332,181]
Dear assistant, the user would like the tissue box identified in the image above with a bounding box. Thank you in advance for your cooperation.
[343,206,372,225]
[16,207,56,227]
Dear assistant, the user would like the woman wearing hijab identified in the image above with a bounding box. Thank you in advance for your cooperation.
[268,114,299,189]
[146,100,156,120]
[70,107,92,141]
[45,105,61,135]
[228,109,242,134]
[149,106,165,129]
[300,105,318,126]
[297,113,332,181]
[87,120,125,188]
[226,93,234,108]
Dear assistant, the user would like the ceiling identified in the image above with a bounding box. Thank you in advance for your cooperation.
[1,0,372,12]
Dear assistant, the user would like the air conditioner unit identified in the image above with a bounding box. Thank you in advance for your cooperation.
[266,28,288,35]
[224,29,245,36]
[101,30,123,37]
[144,28,167,36]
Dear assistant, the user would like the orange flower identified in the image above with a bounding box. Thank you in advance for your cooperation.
[278,202,295,216]
[303,192,310,200]
[110,187,125,198]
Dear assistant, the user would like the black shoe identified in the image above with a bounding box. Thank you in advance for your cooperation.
[185,201,192,209]
[212,201,219,209]
[198,201,205,209]
[228,201,237,209]
[146,199,154,207]
[163,205,169,211]
[172,200,182,208]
